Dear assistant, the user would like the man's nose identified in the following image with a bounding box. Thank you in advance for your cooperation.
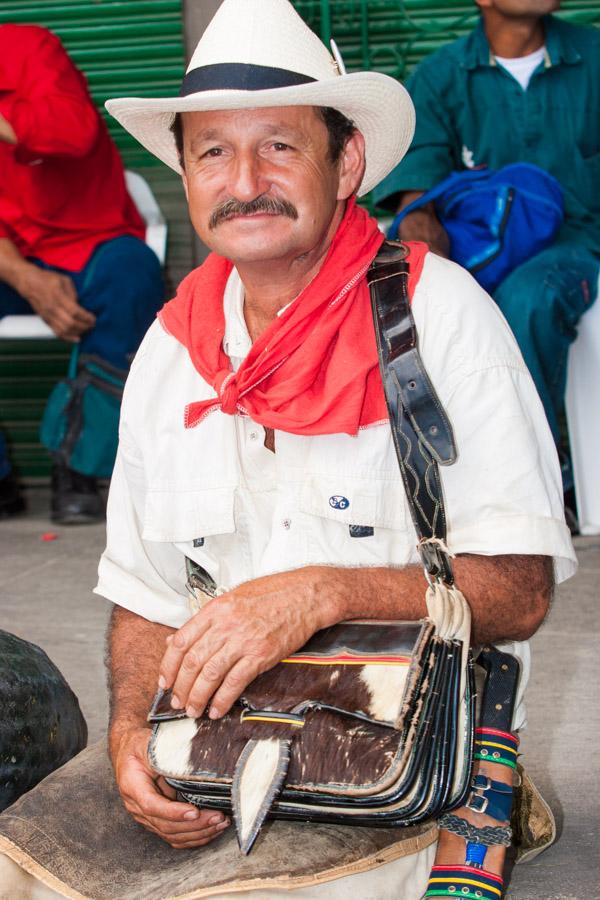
[227,153,268,202]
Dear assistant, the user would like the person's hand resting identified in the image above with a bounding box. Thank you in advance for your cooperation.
[16,264,96,341]
[112,725,230,848]
[158,567,340,721]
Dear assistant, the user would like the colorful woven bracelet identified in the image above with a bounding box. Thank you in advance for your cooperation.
[425,864,504,899]
[474,727,518,770]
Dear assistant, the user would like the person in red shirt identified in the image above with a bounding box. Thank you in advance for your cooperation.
[0,24,164,523]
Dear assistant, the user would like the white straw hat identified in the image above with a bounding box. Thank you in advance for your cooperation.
[106,0,414,196]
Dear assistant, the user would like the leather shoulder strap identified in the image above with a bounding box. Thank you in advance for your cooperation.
[368,240,456,585]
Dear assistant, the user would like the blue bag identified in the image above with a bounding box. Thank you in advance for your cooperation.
[40,346,125,478]
[388,162,564,293]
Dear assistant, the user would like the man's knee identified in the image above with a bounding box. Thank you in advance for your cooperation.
[80,236,164,318]
[494,245,598,328]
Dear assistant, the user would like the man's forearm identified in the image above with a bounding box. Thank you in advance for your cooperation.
[107,605,175,764]
[0,237,34,293]
[321,553,552,644]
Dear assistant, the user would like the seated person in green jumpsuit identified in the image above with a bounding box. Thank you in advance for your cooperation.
[374,0,600,517]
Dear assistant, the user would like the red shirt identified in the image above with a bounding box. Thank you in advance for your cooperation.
[0,24,144,271]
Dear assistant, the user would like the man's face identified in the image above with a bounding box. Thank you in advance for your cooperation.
[477,0,560,16]
[180,106,363,265]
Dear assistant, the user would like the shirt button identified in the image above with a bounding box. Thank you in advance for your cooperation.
[282,518,292,530]
[249,431,258,441]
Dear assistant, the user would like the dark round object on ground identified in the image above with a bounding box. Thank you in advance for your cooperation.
[0,630,87,811]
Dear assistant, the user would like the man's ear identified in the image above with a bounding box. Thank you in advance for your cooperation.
[336,130,366,201]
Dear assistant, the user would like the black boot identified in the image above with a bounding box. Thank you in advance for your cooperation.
[0,471,26,519]
[51,462,104,525]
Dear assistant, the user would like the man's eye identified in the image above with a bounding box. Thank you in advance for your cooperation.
[204,147,223,158]
[272,142,290,151]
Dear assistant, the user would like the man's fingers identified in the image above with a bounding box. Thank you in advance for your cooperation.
[58,275,79,301]
[170,637,236,714]
[147,813,229,837]
[159,614,214,692]
[47,303,93,340]
[121,762,200,823]
[63,302,95,330]
[167,828,230,849]
[134,807,230,848]
[204,657,261,719]
[73,307,96,327]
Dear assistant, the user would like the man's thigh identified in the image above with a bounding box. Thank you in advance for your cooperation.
[72,235,164,369]
[493,242,599,440]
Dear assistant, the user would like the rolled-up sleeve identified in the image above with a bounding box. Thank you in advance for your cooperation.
[94,444,191,629]
[442,365,576,584]
[4,29,99,160]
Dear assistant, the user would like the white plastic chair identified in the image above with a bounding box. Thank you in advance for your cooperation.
[565,275,600,535]
[0,170,167,339]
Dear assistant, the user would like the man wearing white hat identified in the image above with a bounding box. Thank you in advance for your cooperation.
[0,1,573,898]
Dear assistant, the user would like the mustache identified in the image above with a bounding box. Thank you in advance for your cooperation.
[209,195,299,230]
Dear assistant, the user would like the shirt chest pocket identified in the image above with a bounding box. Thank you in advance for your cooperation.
[142,486,236,544]
[297,475,415,567]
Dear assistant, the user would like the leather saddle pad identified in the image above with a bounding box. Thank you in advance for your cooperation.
[0,740,437,900]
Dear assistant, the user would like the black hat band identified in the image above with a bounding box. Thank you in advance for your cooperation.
[180,63,317,96]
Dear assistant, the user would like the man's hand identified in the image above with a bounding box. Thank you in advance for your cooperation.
[112,725,230,849]
[15,264,95,341]
[159,567,340,721]
[396,191,450,258]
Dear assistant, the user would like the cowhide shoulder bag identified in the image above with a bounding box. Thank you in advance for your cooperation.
[147,241,476,853]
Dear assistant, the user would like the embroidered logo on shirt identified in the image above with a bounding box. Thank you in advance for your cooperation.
[329,495,350,510]
[461,145,476,169]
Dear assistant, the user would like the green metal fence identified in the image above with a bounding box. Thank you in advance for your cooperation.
[294,1,600,81]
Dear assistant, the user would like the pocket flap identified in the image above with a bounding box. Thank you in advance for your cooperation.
[299,476,406,530]
[142,486,235,543]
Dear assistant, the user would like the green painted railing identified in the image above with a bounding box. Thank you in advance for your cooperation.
[294,0,599,81]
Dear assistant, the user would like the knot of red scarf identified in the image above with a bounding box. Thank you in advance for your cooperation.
[159,199,428,436]
[217,372,239,415]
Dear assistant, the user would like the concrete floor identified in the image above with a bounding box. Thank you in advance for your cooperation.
[1,487,598,899]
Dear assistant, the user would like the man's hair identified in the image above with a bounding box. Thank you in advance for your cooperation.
[170,107,356,168]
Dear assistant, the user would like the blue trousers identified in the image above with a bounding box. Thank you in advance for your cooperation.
[0,235,164,476]
[494,242,599,446]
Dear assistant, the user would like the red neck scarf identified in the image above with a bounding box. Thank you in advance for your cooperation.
[159,199,428,436]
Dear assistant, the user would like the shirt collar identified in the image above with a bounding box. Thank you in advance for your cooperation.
[462,15,581,71]
[222,267,298,367]
[223,268,251,367]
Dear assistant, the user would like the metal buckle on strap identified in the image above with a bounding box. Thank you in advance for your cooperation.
[467,791,489,815]
[418,539,452,585]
